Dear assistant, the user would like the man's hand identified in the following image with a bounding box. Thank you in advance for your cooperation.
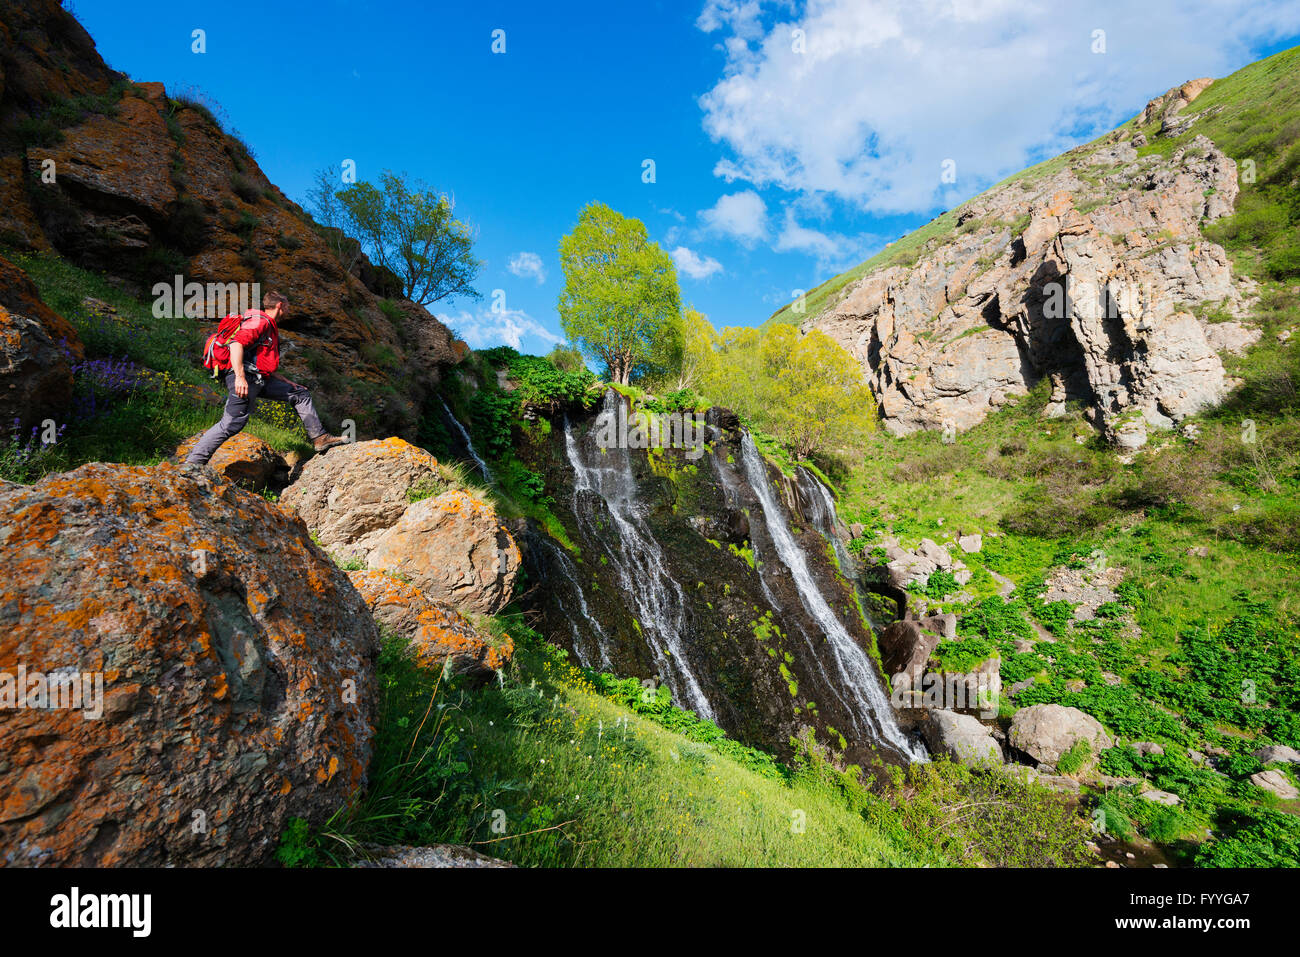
[234,373,249,398]
[272,372,302,390]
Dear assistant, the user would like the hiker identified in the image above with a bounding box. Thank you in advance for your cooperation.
[184,291,345,469]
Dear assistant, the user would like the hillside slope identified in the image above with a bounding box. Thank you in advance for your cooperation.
[0,0,460,440]
[772,46,1299,448]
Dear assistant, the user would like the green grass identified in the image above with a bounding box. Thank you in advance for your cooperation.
[287,634,949,867]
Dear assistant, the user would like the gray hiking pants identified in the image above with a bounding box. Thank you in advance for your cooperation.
[185,371,325,465]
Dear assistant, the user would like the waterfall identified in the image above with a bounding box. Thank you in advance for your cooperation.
[798,468,854,574]
[441,399,493,484]
[538,536,613,670]
[740,433,922,759]
[562,394,715,720]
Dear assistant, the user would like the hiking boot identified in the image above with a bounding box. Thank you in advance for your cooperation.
[312,433,348,452]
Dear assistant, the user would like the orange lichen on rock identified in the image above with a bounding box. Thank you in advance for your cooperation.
[347,570,514,679]
[0,461,380,867]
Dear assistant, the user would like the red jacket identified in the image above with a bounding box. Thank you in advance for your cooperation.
[230,309,280,374]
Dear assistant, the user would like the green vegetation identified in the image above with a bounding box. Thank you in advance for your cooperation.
[312,167,482,308]
[279,622,1091,868]
[558,202,681,385]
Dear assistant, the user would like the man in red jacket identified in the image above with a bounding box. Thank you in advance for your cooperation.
[184,291,345,468]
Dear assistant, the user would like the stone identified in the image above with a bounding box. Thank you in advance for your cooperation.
[916,538,952,569]
[354,844,513,868]
[0,462,379,866]
[348,570,513,679]
[921,710,1002,766]
[1009,704,1114,765]
[1139,789,1181,806]
[365,490,521,616]
[1133,741,1165,756]
[953,568,972,586]
[281,438,522,614]
[1252,745,1300,764]
[957,534,982,553]
[1251,769,1299,799]
[805,113,1241,446]
[174,431,288,490]
[0,256,85,430]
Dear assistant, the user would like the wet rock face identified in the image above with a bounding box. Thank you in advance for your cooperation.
[807,109,1249,446]
[281,438,521,615]
[524,401,912,768]
[0,463,379,866]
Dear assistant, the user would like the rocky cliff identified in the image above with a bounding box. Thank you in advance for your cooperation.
[0,0,459,437]
[802,78,1262,448]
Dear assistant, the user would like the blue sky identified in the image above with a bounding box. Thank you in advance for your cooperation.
[74,0,1300,354]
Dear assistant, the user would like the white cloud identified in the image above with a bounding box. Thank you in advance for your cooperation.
[507,252,547,284]
[671,246,725,280]
[773,206,865,273]
[698,0,1300,214]
[699,190,769,245]
[440,305,561,352]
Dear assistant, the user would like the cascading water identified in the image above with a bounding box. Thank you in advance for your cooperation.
[740,433,923,759]
[536,536,612,670]
[799,468,854,573]
[562,394,716,720]
[442,399,494,484]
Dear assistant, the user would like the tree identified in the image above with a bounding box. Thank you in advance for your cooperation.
[307,167,364,275]
[664,306,719,393]
[325,169,482,307]
[557,202,681,385]
[760,325,876,458]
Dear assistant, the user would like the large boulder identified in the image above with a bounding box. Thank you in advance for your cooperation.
[0,463,379,866]
[879,613,954,686]
[348,570,513,678]
[1251,769,1299,800]
[174,431,289,490]
[1009,704,1114,766]
[922,710,1003,766]
[282,438,521,614]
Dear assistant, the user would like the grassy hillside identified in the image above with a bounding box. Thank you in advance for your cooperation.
[281,626,1093,868]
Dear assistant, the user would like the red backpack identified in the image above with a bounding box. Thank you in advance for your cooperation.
[202,313,245,378]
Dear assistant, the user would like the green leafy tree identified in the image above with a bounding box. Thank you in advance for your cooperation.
[327,169,482,307]
[557,203,681,385]
[761,325,876,458]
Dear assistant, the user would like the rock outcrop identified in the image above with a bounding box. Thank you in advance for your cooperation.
[0,254,83,429]
[0,463,379,866]
[281,438,521,614]
[348,570,513,678]
[1009,704,1114,766]
[805,82,1252,447]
